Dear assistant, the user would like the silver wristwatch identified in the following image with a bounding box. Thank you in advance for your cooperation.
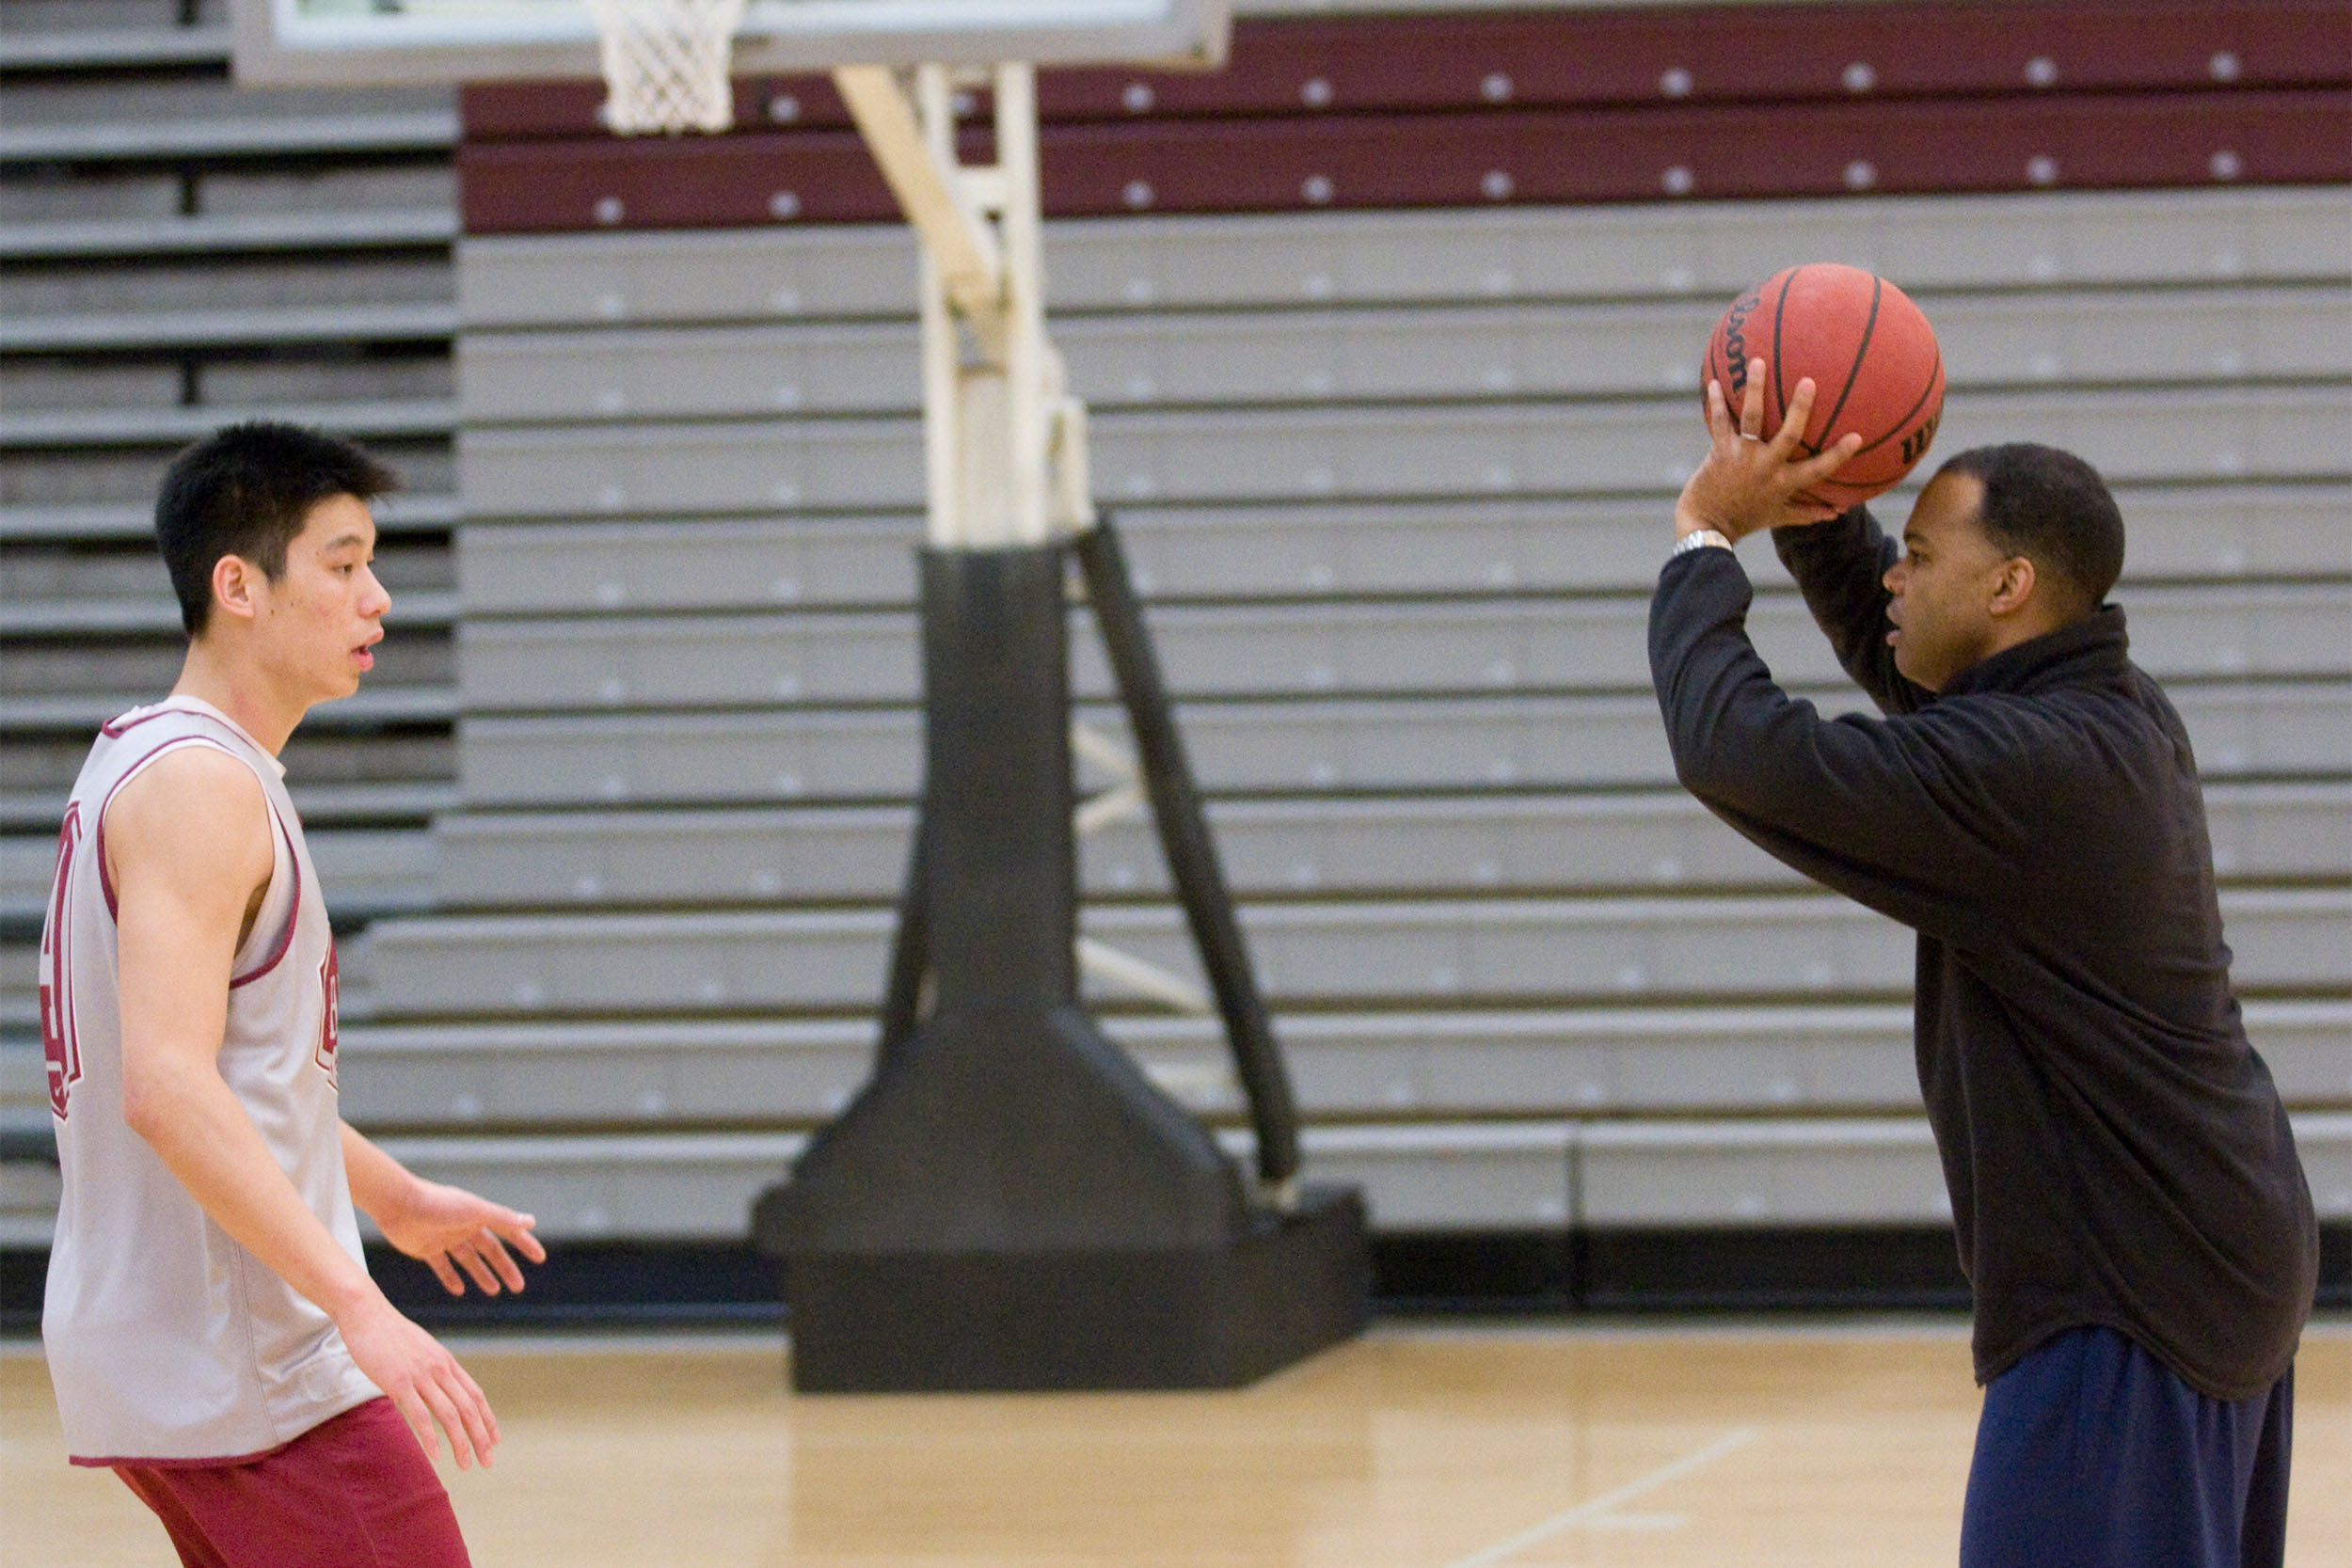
[1670,529,1733,558]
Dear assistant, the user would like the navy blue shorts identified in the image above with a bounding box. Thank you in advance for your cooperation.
[1961,1324,2294,1568]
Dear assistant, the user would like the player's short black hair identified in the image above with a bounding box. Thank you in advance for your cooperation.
[1933,442,2125,615]
[154,421,398,636]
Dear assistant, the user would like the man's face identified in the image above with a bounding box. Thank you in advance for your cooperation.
[247,494,390,703]
[1883,472,2011,692]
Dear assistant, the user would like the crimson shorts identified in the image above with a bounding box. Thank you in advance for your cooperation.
[112,1397,471,1568]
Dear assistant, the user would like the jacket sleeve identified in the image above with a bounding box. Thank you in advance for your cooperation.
[1649,546,2049,946]
[1772,509,1933,717]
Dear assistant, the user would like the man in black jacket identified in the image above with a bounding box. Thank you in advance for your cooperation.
[1648,363,2316,1568]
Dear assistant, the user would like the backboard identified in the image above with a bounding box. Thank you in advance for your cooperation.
[230,0,1229,85]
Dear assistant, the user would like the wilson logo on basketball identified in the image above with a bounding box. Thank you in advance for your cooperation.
[1719,292,1759,397]
[316,944,341,1088]
[1900,416,1942,467]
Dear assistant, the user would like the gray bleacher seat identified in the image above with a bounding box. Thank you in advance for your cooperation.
[0,589,456,639]
[0,24,232,72]
[0,103,453,164]
[0,826,433,923]
[352,887,2350,1021]
[424,781,2352,911]
[341,1111,2352,1240]
[458,284,2347,423]
[455,188,2350,327]
[451,483,2352,612]
[0,208,458,261]
[449,583,2344,713]
[0,495,459,543]
[453,678,2352,808]
[456,386,2348,519]
[1,399,455,448]
[1,302,459,355]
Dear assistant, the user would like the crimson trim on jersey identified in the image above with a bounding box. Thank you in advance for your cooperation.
[229,811,303,990]
[92,737,303,990]
[98,706,191,741]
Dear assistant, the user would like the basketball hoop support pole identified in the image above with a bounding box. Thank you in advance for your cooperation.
[757,56,1364,1391]
[832,61,1082,548]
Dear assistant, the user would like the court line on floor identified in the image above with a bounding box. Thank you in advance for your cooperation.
[1440,1425,1759,1568]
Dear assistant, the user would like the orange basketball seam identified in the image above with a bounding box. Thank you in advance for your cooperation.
[1809,274,1881,452]
[1839,346,1947,464]
[1769,265,1801,426]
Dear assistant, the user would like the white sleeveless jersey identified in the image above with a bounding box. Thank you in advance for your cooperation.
[40,696,378,1464]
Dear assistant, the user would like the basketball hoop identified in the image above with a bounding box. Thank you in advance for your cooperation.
[586,0,748,134]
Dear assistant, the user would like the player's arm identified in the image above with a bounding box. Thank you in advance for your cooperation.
[342,1123,545,1297]
[108,751,501,1469]
[1772,511,1933,717]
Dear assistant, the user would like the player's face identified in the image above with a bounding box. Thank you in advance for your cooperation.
[252,495,391,702]
[1883,472,2010,692]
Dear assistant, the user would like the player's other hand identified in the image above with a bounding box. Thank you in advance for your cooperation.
[1676,356,1865,544]
[378,1178,546,1298]
[336,1290,501,1469]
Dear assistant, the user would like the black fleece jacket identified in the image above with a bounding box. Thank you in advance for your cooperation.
[1648,510,2316,1400]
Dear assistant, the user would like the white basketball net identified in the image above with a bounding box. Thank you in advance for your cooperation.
[586,0,749,135]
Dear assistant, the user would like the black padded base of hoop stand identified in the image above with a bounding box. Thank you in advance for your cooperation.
[753,542,1368,1392]
[782,1186,1369,1392]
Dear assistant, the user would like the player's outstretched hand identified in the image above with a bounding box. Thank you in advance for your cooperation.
[337,1290,501,1469]
[1676,356,1866,544]
[378,1179,546,1298]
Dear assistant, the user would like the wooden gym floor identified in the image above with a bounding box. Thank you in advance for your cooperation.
[6,1319,2345,1567]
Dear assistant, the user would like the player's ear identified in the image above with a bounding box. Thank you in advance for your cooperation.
[1987,554,2037,619]
[209,553,265,626]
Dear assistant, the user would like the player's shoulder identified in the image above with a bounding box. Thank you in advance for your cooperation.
[103,742,274,872]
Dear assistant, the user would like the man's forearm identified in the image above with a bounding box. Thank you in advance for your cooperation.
[342,1121,420,1229]
[126,1058,381,1321]
[1772,509,1925,715]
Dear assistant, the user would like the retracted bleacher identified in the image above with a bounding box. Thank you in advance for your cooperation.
[3,0,2346,1312]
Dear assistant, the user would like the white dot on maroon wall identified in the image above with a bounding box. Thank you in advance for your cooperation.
[1481,71,1512,103]
[1842,61,1876,93]
[1844,160,1877,191]
[2209,51,2241,82]
[1122,180,1153,209]
[593,196,624,225]
[1660,66,1692,98]
[1481,170,1514,200]
[768,191,800,219]
[1300,77,1332,107]
[2025,55,2058,87]
[2026,155,2058,186]
[1122,81,1153,112]
[1661,165,1694,196]
[1302,174,1334,204]
[2210,150,2243,181]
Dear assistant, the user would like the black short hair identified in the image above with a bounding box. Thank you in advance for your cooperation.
[1932,443,2125,615]
[154,421,399,635]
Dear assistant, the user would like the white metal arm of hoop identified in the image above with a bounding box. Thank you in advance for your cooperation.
[831,64,1001,323]
[831,61,1093,547]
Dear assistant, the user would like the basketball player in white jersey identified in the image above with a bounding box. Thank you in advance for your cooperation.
[39,421,545,1567]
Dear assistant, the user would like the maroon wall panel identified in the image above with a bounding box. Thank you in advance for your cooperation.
[462,0,2352,139]
[463,89,2350,233]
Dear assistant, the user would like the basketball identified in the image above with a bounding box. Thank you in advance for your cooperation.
[1702,263,1947,506]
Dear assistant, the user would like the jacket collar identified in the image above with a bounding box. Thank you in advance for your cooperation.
[1941,605,2131,699]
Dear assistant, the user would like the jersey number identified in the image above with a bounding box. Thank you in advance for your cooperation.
[40,804,84,1118]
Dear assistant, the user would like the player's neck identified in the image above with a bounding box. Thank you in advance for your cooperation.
[168,639,306,756]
